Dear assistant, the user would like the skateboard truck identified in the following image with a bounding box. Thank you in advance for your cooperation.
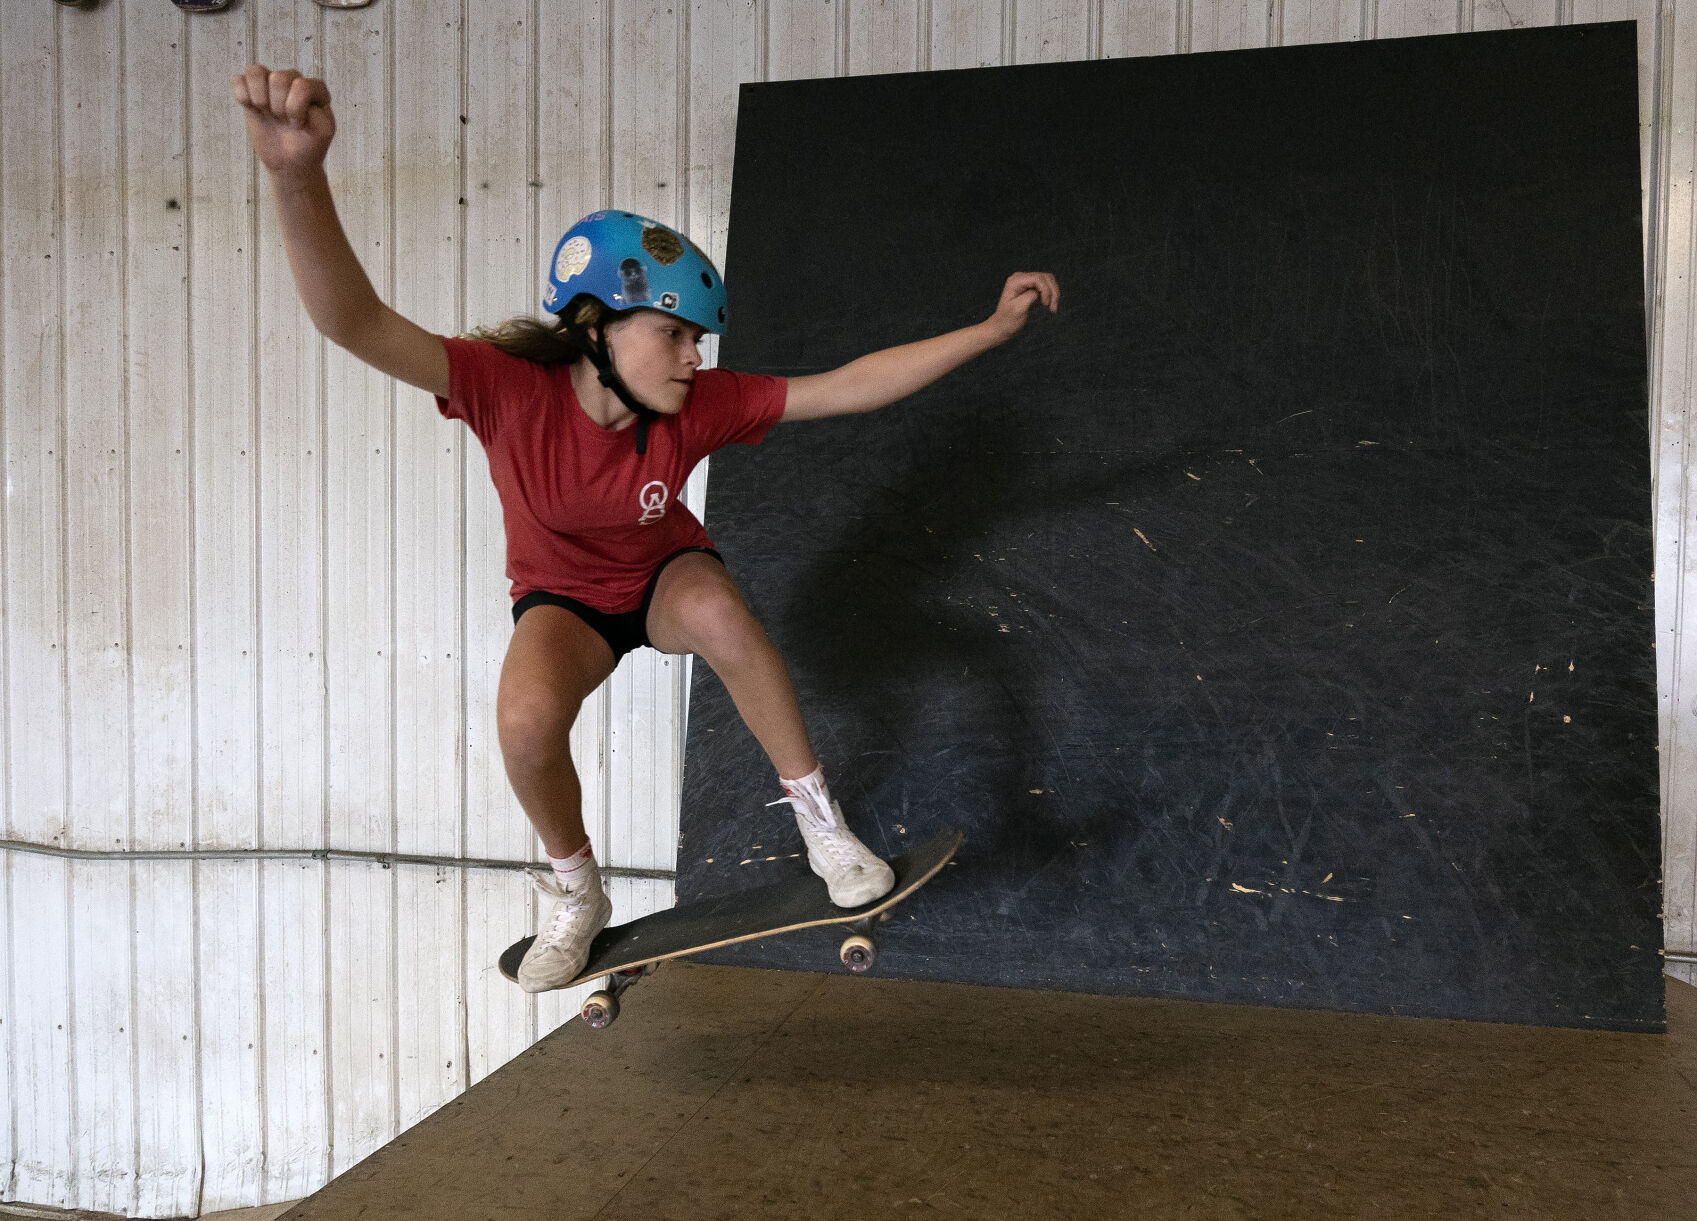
[580,963,657,1029]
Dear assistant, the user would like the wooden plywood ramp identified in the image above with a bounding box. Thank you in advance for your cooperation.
[280,966,1697,1220]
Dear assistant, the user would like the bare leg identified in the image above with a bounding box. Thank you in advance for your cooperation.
[647,552,894,905]
[644,552,818,779]
[496,604,618,859]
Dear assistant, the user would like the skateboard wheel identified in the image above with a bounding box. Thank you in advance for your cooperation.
[840,935,877,973]
[581,991,619,1029]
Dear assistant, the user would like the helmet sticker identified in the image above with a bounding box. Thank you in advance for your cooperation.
[641,225,685,266]
[618,258,650,304]
[554,236,592,284]
[660,292,679,309]
[543,283,558,308]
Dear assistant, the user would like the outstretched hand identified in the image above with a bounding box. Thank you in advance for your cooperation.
[231,64,336,177]
[984,271,1060,344]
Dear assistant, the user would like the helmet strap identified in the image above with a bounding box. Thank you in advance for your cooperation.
[569,320,658,456]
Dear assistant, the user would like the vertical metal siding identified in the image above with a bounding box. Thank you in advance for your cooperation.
[390,0,467,1149]
[0,2,1690,1216]
[4,0,74,1209]
[1647,0,1697,991]
[188,4,268,1212]
[64,4,137,1212]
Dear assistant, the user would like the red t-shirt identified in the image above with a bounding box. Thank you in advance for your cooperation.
[435,336,788,612]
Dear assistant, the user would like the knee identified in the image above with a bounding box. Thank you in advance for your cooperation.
[497,689,581,775]
[679,585,765,666]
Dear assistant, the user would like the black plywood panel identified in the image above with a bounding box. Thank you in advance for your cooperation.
[677,23,1664,1030]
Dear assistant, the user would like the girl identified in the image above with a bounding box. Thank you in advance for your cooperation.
[233,65,1059,992]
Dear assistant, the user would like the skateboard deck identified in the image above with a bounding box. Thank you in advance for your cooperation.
[499,830,962,1027]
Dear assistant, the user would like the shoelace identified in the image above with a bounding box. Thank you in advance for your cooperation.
[542,902,592,945]
[769,794,871,870]
[769,790,847,834]
[530,871,603,947]
[767,791,827,825]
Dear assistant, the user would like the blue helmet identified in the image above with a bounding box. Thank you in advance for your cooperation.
[543,210,727,333]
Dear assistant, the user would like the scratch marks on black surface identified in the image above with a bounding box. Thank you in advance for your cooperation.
[995,846,1085,919]
[683,24,1664,1028]
[1228,879,1354,905]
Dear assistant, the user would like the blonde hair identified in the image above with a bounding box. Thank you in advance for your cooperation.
[466,296,614,366]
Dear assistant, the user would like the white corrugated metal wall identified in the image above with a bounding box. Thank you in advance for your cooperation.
[0,1,1688,1216]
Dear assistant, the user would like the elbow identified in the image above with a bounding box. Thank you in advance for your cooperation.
[307,309,356,350]
[319,297,387,355]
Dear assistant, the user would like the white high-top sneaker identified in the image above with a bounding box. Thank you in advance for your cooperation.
[516,863,613,993]
[776,767,895,907]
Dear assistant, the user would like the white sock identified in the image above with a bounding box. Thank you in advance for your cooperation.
[548,841,596,890]
[780,765,837,823]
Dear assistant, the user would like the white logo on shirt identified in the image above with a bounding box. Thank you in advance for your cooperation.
[638,480,670,525]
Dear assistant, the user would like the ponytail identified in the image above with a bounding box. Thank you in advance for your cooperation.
[466,296,614,366]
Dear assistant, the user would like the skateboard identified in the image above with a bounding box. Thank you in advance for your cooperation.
[499,830,962,1028]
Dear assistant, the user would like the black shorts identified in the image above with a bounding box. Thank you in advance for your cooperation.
[511,547,723,660]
